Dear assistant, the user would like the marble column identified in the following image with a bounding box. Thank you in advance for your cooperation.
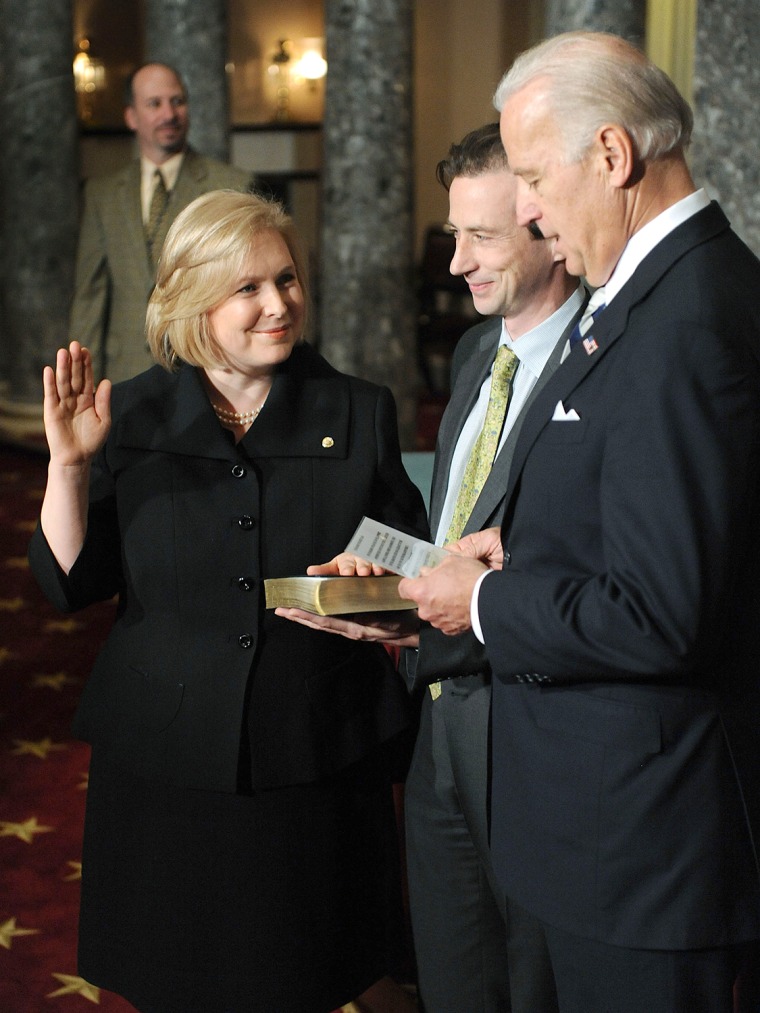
[320,0,417,449]
[145,0,230,162]
[690,0,760,257]
[0,0,79,447]
[545,0,646,42]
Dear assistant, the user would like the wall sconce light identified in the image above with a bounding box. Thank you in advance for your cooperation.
[73,38,106,123]
[266,37,327,121]
[292,38,327,92]
[266,38,293,122]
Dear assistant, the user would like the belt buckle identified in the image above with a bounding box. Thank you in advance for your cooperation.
[429,681,442,700]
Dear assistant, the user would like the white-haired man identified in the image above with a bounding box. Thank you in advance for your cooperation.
[399,31,760,1013]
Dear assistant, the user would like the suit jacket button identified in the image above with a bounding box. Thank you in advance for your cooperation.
[231,464,246,479]
[237,577,254,592]
[238,514,255,530]
[504,550,512,566]
[238,633,253,649]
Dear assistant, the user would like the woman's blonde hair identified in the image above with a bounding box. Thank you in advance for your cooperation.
[146,189,309,370]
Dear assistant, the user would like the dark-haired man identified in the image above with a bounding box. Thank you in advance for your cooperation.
[280,122,584,1011]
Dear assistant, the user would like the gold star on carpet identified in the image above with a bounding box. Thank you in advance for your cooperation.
[32,671,77,691]
[47,973,101,1003]
[0,916,40,950]
[63,861,82,881]
[0,817,55,844]
[15,519,38,533]
[0,646,18,666]
[78,771,89,791]
[44,618,84,634]
[11,737,68,760]
[5,556,29,569]
[0,596,25,612]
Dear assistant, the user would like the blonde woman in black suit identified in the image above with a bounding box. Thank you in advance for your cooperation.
[31,189,426,1013]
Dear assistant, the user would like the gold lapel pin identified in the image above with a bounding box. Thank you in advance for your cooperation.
[322,436,334,448]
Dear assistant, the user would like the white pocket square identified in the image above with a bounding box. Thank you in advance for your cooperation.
[552,400,580,421]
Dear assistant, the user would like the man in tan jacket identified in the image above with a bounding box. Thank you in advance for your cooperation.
[70,63,253,382]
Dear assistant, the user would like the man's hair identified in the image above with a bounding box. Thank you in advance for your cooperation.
[146,189,309,372]
[436,122,509,191]
[124,62,188,107]
[493,31,693,164]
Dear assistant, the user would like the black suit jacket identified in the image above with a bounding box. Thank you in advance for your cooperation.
[29,343,428,792]
[407,305,582,690]
[481,202,760,948]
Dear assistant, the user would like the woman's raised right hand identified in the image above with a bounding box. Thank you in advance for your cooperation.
[43,341,112,465]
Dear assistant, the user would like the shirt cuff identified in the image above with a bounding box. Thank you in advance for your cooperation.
[471,570,492,644]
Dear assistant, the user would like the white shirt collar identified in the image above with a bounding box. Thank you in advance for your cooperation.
[605,189,711,304]
[500,282,586,377]
[140,151,185,193]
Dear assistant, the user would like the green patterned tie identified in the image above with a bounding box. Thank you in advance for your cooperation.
[145,169,169,264]
[444,344,519,544]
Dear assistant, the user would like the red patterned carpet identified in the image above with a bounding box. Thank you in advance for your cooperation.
[0,446,135,1010]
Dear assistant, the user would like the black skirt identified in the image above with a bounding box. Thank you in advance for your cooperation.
[79,748,406,1013]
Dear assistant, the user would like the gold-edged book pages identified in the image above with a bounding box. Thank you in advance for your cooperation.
[264,575,416,615]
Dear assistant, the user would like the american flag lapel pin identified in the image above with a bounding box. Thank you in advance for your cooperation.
[582,335,599,355]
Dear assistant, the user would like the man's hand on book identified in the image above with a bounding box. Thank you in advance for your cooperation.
[306,552,388,577]
[274,607,420,647]
[398,554,488,637]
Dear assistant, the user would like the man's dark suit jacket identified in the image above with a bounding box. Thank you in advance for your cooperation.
[29,343,428,793]
[481,202,760,950]
[407,308,580,690]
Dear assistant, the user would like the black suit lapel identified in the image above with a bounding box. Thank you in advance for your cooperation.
[114,344,350,463]
[502,202,732,513]
[464,304,584,535]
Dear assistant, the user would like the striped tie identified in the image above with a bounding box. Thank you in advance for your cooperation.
[569,289,607,350]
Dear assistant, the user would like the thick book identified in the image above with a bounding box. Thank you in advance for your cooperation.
[264,575,416,615]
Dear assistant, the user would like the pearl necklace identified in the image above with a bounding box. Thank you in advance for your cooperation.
[212,402,265,426]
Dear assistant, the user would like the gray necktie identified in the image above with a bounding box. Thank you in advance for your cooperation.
[145,169,169,264]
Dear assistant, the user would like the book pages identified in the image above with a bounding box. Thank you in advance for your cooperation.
[345,517,448,578]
